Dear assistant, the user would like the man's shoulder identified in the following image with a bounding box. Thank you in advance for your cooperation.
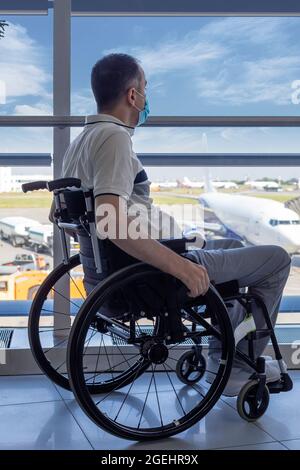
[88,121,130,140]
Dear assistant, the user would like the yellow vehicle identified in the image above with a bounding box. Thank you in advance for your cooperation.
[0,269,85,301]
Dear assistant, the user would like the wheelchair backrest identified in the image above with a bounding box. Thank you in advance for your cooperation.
[59,189,89,223]
[56,187,187,286]
[57,188,138,275]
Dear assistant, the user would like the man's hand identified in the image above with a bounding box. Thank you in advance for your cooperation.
[95,194,210,298]
[176,258,210,298]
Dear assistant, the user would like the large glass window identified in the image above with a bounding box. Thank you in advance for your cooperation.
[0,170,52,328]
[145,165,300,326]
[0,13,53,116]
[0,3,299,361]
[71,16,300,116]
[71,126,300,154]
[0,127,52,328]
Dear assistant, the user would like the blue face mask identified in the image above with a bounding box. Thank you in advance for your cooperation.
[134,89,150,126]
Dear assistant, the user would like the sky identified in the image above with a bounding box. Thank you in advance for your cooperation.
[0,12,300,180]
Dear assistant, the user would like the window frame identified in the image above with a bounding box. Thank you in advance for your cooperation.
[0,0,300,373]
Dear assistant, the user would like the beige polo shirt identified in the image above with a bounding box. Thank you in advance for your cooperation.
[62,113,181,239]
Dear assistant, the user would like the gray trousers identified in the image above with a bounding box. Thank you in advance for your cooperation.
[184,238,291,371]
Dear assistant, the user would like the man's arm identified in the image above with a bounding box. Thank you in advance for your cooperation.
[49,200,56,223]
[95,194,209,298]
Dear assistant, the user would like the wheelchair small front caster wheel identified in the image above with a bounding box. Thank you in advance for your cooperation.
[237,380,269,422]
[176,350,206,385]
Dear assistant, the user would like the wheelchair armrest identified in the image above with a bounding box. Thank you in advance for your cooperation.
[160,234,206,253]
[57,221,83,232]
[213,280,240,297]
[183,229,206,249]
[160,237,193,254]
[47,178,82,192]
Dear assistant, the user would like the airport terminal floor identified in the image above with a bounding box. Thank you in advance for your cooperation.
[1,372,300,450]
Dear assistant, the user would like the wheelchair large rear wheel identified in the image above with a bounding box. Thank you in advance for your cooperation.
[67,263,235,441]
[28,254,86,390]
[29,255,153,393]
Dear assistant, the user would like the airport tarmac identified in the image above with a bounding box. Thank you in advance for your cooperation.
[0,206,299,322]
[0,207,50,225]
[0,207,53,268]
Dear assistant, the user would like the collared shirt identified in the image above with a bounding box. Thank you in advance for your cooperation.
[62,113,181,239]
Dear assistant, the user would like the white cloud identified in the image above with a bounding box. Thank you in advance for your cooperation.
[197,55,300,105]
[149,79,166,96]
[71,89,95,115]
[0,22,51,99]
[133,128,205,153]
[105,17,300,107]
[105,35,225,78]
[0,79,5,104]
[132,126,300,155]
[14,102,52,115]
[199,17,292,46]
[134,40,224,77]
[0,126,52,153]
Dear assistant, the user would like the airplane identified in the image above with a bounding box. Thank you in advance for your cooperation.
[200,188,300,254]
[181,177,238,189]
[159,181,178,189]
[244,180,281,191]
[212,181,239,190]
[181,176,204,189]
[150,181,178,190]
[199,132,300,254]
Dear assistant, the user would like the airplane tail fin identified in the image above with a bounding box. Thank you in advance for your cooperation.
[202,133,216,193]
[204,169,216,193]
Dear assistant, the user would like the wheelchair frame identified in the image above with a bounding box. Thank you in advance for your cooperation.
[22,177,293,438]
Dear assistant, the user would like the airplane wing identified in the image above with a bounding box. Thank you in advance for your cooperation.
[285,196,300,216]
[180,220,225,235]
[204,221,225,234]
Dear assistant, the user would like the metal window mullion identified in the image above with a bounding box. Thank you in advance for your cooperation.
[138,153,300,167]
[0,154,51,166]
[53,0,71,335]
[1,116,300,127]
[70,0,300,17]
[2,0,300,16]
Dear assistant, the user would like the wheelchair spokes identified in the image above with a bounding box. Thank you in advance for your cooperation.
[81,316,156,393]
[28,254,86,389]
[81,323,226,433]
[67,268,234,440]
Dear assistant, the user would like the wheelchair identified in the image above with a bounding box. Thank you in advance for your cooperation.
[22,178,293,441]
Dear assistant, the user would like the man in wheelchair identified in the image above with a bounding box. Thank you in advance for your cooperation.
[54,53,291,398]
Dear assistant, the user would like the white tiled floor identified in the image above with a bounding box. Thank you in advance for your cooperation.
[0,372,299,450]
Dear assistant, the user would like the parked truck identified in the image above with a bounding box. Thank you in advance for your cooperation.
[2,253,49,271]
[27,224,53,255]
[0,217,41,247]
[0,267,85,300]
[0,270,49,300]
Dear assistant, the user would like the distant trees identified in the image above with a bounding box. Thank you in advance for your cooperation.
[0,20,8,39]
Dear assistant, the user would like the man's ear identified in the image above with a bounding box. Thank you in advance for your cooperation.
[127,87,136,107]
